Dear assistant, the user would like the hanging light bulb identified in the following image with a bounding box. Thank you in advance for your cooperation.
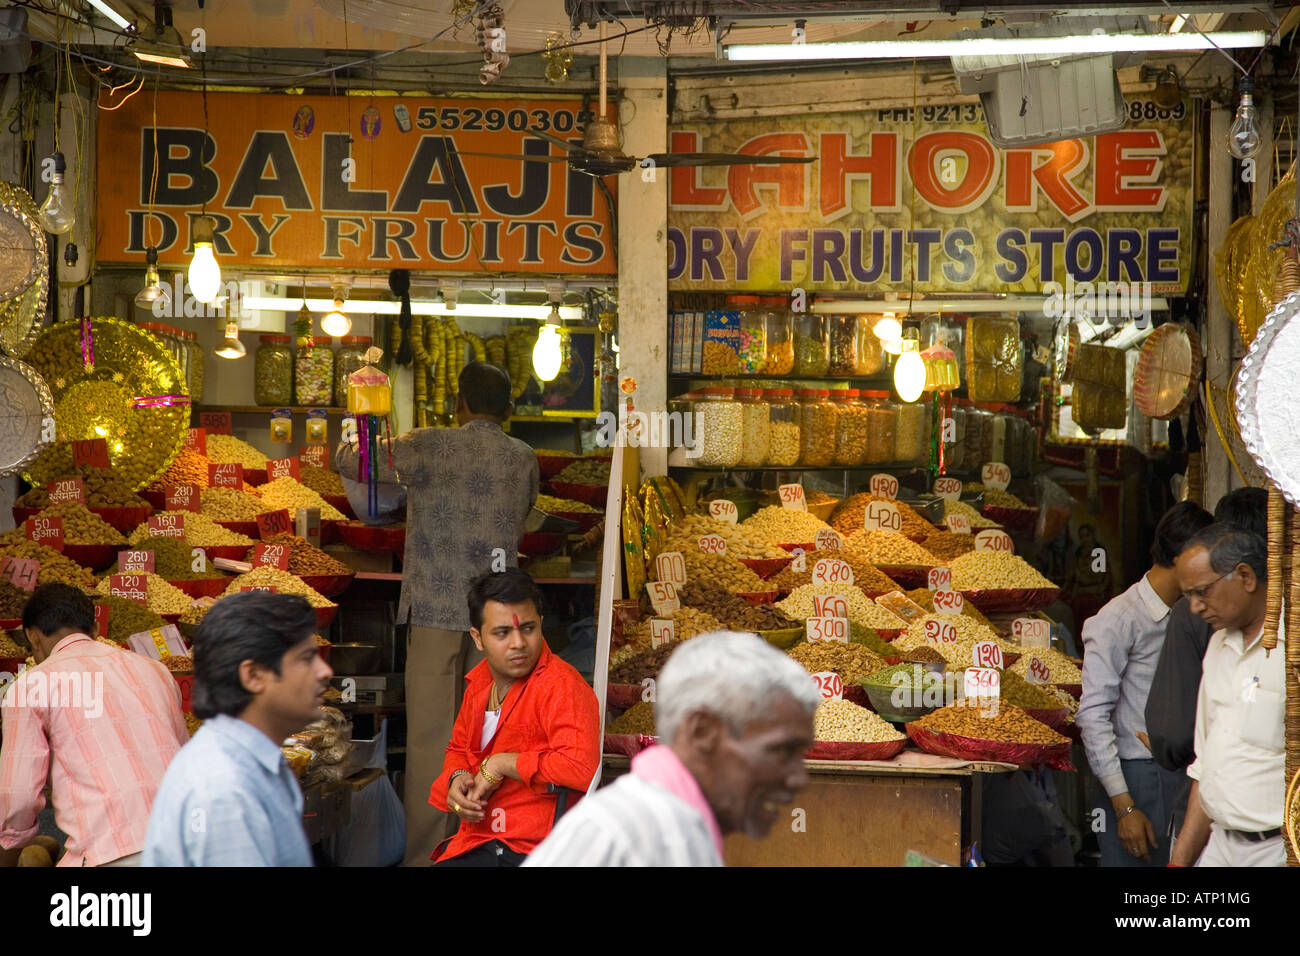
[188,215,222,304]
[532,304,563,382]
[321,285,351,336]
[1152,66,1182,110]
[214,320,246,359]
[873,311,902,343]
[38,151,75,234]
[134,246,172,312]
[881,337,903,356]
[1228,76,1262,160]
[893,329,926,403]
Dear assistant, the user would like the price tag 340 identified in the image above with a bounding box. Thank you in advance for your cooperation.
[708,500,739,524]
[981,462,1011,491]
[869,474,898,499]
[778,483,807,512]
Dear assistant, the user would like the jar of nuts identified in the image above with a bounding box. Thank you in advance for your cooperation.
[964,405,991,472]
[255,335,294,407]
[854,316,884,375]
[827,315,859,376]
[694,387,744,467]
[766,388,801,466]
[860,390,899,465]
[735,388,771,466]
[831,389,870,466]
[763,297,794,375]
[295,337,336,407]
[794,313,829,377]
[726,295,767,375]
[798,388,836,467]
[948,401,968,471]
[895,400,929,466]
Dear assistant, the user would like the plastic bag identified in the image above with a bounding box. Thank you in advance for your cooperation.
[319,720,405,867]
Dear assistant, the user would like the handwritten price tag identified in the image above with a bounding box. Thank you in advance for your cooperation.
[46,478,85,505]
[267,457,301,481]
[972,641,1004,670]
[814,528,842,551]
[945,514,972,534]
[697,534,728,556]
[164,484,202,513]
[147,514,186,538]
[654,551,687,588]
[708,500,739,524]
[778,483,807,512]
[812,593,849,619]
[933,477,962,502]
[253,542,290,570]
[811,671,844,701]
[964,667,1001,700]
[1026,656,1052,684]
[2,556,39,591]
[256,509,293,539]
[118,550,155,574]
[647,580,680,616]
[240,585,278,593]
[184,427,207,455]
[932,589,965,614]
[208,463,244,488]
[862,500,901,533]
[25,516,64,552]
[806,616,849,643]
[981,462,1011,491]
[974,529,1013,553]
[72,439,110,469]
[928,566,952,591]
[870,474,899,499]
[94,602,109,638]
[199,411,232,435]
[299,445,329,469]
[650,618,676,649]
[923,618,958,643]
[109,574,149,605]
[1013,617,1051,648]
[812,558,854,587]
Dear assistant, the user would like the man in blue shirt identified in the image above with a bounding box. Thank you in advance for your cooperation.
[144,592,333,866]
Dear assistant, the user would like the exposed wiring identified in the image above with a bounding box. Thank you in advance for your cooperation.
[1158,2,1280,79]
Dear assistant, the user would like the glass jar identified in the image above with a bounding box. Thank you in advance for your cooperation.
[978,407,997,467]
[255,334,294,407]
[794,313,829,377]
[832,389,870,466]
[335,335,372,406]
[766,388,801,466]
[182,329,205,402]
[963,405,990,473]
[827,315,859,377]
[855,317,884,376]
[947,401,968,472]
[695,387,743,467]
[990,412,1009,466]
[735,388,771,466]
[763,297,794,375]
[861,390,899,465]
[295,336,335,406]
[798,388,836,466]
[896,400,929,467]
[727,295,767,375]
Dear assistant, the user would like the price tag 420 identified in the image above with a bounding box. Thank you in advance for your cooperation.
[869,474,898,499]
[778,483,807,512]
[863,500,901,533]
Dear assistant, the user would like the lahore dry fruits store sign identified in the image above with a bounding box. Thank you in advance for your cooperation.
[96,92,616,274]
[668,103,1192,293]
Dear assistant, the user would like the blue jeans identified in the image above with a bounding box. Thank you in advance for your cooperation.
[1094,758,1189,867]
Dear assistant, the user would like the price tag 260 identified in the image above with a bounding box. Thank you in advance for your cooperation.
[697,534,727,556]
[972,640,1004,670]
[708,500,739,524]
[1013,617,1051,648]
[650,618,675,649]
[933,477,962,502]
[923,618,958,643]
[647,580,680,616]
[812,558,854,587]
[118,550,155,574]
[981,462,1011,491]
[779,483,807,512]
[931,589,964,614]
[654,551,686,588]
[964,667,1001,701]
[974,529,1013,553]
[811,671,843,701]
[945,514,971,534]
[869,474,899,499]
[863,500,901,533]
[806,616,849,643]
[927,566,952,591]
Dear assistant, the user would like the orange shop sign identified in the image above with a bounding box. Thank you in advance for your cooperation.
[96,92,616,275]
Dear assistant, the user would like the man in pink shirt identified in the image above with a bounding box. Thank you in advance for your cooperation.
[0,583,187,867]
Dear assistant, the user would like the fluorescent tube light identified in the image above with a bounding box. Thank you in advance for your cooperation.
[723,31,1269,61]
[132,47,192,68]
[241,296,585,321]
[86,0,132,31]
[1169,15,1188,33]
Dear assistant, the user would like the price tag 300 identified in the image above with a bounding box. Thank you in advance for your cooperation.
[974,529,1013,553]
[811,671,843,701]
[806,616,849,643]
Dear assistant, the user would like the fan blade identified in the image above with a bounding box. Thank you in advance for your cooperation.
[451,151,571,164]
[530,130,583,152]
[643,152,816,168]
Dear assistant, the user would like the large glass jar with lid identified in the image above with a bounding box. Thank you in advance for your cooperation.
[798,388,835,466]
[860,390,899,465]
[946,401,967,472]
[255,335,294,406]
[295,337,336,407]
[963,405,990,473]
[766,388,800,465]
[794,313,829,377]
[335,335,372,406]
[763,296,794,375]
[831,388,870,466]
[895,399,929,467]
[695,387,743,467]
[726,295,767,375]
[181,329,204,402]
[855,317,884,375]
[735,388,771,466]
[826,315,859,377]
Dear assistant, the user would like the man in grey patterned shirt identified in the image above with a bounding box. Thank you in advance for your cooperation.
[336,362,538,865]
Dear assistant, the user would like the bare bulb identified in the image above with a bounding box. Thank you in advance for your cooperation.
[1228,80,1261,160]
[38,152,74,235]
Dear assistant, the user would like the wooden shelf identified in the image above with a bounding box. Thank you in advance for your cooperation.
[353,571,594,585]
[195,404,350,416]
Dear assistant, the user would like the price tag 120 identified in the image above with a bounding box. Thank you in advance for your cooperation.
[654,551,686,588]
[256,509,293,539]
[945,514,971,534]
[650,618,676,649]
[964,667,1001,700]
[697,534,727,556]
[806,616,849,643]
[1013,617,1051,648]
[646,581,680,616]
[931,589,964,614]
[933,477,962,502]
[778,483,807,512]
[972,641,1004,670]
[862,500,901,533]
[707,500,739,525]
[811,671,843,701]
[813,528,842,551]
[812,558,854,587]
[974,530,1013,553]
[927,566,952,591]
[981,462,1011,491]
[869,474,899,499]
[923,619,958,643]
[109,574,149,605]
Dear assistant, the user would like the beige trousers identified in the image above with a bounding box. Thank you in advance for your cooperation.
[403,625,484,867]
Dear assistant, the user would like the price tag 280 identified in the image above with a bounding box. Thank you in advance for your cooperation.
[964,667,1001,701]
[806,616,849,643]
[931,589,964,614]
[813,528,842,551]
[945,514,971,534]
[863,500,901,533]
[869,474,898,499]
[164,484,202,513]
[923,618,958,643]
[981,462,1011,491]
[811,671,843,701]
[1013,617,1051,648]
[646,580,680,616]
[708,500,739,524]
[974,529,1013,553]
[654,551,686,588]
[1025,656,1052,684]
[812,558,854,587]
[650,618,675,649]
[697,534,727,556]
[932,477,962,502]
[972,640,1004,670]
[778,483,807,512]
[927,566,952,591]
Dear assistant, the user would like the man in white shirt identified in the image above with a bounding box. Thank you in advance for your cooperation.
[1170,523,1284,867]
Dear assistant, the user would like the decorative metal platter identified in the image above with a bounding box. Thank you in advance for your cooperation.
[1236,291,1300,504]
[0,183,46,303]
[0,267,47,357]
[1134,322,1201,420]
[0,354,54,476]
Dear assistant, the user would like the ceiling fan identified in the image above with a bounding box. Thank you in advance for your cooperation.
[455,22,816,179]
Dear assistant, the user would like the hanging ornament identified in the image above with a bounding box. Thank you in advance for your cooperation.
[543,32,573,84]
[347,346,393,519]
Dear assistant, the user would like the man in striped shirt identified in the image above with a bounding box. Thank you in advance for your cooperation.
[0,583,187,867]
[526,631,818,867]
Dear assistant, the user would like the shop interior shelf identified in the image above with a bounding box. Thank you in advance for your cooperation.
[194,404,350,415]
[352,571,595,585]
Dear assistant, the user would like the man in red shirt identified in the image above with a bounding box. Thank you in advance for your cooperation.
[429,569,599,866]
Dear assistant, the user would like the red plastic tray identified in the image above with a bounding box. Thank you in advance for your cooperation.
[804,738,908,762]
[875,628,904,642]
[196,545,253,562]
[606,682,646,710]
[168,578,228,600]
[316,605,338,630]
[1022,706,1070,733]
[320,520,342,546]
[0,655,27,675]
[337,521,407,554]
[324,494,355,519]
[62,544,119,572]
[959,587,1060,613]
[0,619,19,631]
[738,556,794,579]
[843,683,870,708]
[603,733,656,757]
[520,532,565,556]
[1056,683,1082,700]
[536,454,577,481]
[553,511,601,533]
[215,520,261,539]
[737,590,780,606]
[548,481,608,509]
[14,504,153,536]
[982,505,1037,536]
[173,672,194,714]
[300,573,354,599]
[904,723,1074,770]
[777,542,816,554]
[243,468,268,486]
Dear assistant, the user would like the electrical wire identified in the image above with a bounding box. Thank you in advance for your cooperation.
[1158,2,1280,79]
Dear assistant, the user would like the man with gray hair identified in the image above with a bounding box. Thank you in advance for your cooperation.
[1169,523,1284,867]
[525,631,818,866]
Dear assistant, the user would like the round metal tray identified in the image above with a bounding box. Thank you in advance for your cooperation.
[1236,292,1300,503]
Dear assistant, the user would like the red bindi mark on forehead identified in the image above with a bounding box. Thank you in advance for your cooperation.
[512,613,520,630]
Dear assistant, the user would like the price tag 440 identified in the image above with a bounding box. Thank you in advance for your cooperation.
[811,671,843,701]
[1025,656,1053,684]
[778,483,807,512]
[708,500,739,524]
